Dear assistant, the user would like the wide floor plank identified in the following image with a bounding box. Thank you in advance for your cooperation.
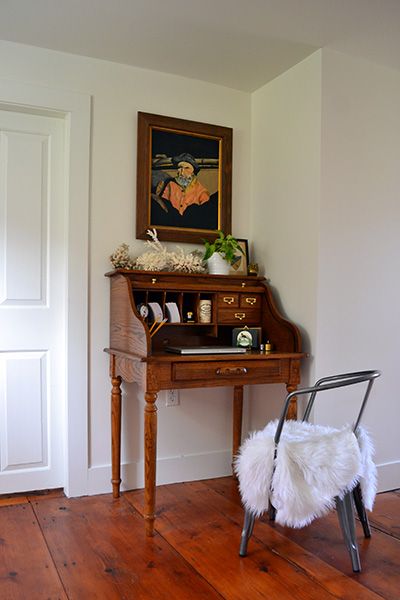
[31,493,222,600]
[206,476,400,600]
[368,491,400,537]
[0,503,67,600]
[127,482,381,600]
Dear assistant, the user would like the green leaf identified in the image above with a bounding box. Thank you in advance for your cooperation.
[202,231,243,265]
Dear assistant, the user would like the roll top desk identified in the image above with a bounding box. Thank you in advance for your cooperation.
[105,269,305,535]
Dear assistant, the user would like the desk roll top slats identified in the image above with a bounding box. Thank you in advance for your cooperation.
[105,269,305,536]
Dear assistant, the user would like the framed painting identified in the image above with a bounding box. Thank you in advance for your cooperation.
[229,239,249,276]
[136,112,232,244]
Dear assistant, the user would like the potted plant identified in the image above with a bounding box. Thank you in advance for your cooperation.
[203,231,243,275]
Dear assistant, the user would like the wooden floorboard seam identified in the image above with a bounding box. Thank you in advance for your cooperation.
[29,499,70,599]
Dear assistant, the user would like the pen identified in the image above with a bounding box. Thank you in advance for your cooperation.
[148,318,161,334]
[150,318,167,337]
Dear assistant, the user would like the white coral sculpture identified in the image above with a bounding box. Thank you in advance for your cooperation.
[109,243,135,269]
[134,229,170,271]
[110,229,206,274]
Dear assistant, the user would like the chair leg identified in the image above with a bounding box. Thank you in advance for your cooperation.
[239,510,255,557]
[268,500,276,522]
[353,482,371,538]
[336,493,361,572]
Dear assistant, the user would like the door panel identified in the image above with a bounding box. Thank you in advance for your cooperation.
[0,128,49,304]
[1,352,47,470]
[0,109,65,493]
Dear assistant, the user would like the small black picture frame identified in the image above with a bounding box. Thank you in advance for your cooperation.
[232,326,261,349]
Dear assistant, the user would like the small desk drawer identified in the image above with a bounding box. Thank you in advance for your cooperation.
[217,293,239,307]
[240,294,261,308]
[172,359,282,382]
[217,307,261,324]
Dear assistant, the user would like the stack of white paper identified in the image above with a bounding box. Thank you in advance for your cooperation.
[148,302,163,322]
[165,302,181,323]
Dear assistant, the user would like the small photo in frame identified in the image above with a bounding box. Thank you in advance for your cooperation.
[232,326,261,349]
[229,239,249,276]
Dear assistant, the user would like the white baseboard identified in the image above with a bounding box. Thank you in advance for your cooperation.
[86,454,399,497]
[87,449,233,496]
[377,460,400,492]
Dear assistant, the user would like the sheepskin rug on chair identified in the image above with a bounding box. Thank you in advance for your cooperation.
[235,420,376,528]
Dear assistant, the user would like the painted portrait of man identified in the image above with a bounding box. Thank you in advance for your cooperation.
[150,129,220,231]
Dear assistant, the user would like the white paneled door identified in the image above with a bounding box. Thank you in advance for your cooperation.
[0,108,66,493]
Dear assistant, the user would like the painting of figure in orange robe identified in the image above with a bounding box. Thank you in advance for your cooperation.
[150,128,220,232]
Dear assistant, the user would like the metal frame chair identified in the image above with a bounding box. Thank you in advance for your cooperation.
[238,369,381,572]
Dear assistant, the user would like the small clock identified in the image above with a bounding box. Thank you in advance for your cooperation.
[137,303,149,319]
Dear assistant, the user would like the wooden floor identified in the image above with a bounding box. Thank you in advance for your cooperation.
[0,478,399,599]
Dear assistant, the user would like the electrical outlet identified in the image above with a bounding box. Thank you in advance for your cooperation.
[165,389,180,407]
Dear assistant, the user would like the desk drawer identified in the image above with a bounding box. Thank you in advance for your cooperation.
[240,294,261,308]
[217,293,262,309]
[217,307,261,324]
[172,359,282,382]
[218,293,239,307]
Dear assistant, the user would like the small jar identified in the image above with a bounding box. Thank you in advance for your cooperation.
[199,299,212,323]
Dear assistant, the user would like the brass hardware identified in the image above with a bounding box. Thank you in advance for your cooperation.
[151,278,157,284]
[216,367,248,376]
[245,297,256,305]
[223,296,235,305]
[241,282,246,288]
[234,312,246,320]
[248,262,259,275]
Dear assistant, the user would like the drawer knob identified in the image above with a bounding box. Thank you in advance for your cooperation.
[216,367,248,376]
[151,278,157,284]
[245,297,256,305]
[223,296,235,304]
[234,312,246,320]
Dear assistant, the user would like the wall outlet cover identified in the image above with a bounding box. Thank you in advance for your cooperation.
[166,389,180,406]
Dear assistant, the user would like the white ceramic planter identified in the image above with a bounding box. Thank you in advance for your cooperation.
[207,252,230,275]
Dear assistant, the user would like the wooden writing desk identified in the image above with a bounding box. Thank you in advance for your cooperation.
[105,269,305,536]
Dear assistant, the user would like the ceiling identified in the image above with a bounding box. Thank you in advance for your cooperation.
[1,0,400,92]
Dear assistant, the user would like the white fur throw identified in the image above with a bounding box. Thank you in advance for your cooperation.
[235,420,377,528]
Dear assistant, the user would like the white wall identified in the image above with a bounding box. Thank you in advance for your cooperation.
[0,40,251,493]
[316,49,400,490]
[249,52,322,428]
[250,49,400,491]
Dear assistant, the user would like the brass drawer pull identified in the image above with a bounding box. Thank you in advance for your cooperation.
[216,367,248,376]
[223,296,235,304]
[235,312,246,320]
[245,297,256,305]
[151,278,157,284]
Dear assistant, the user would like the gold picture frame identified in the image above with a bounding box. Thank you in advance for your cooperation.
[228,239,249,276]
[136,112,233,244]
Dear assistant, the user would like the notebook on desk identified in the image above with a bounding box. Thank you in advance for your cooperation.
[165,346,247,355]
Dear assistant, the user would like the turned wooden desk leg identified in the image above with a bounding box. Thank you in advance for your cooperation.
[286,384,298,420]
[144,391,158,537]
[111,374,122,498]
[233,385,244,461]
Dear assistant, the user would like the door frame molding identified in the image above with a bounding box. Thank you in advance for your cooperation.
[0,79,91,496]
